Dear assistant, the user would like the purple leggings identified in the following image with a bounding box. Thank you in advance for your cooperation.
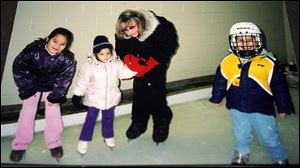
[79,106,115,141]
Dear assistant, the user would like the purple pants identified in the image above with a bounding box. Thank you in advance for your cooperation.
[79,106,115,141]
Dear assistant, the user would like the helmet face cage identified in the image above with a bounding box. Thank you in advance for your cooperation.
[230,33,262,58]
[229,22,263,58]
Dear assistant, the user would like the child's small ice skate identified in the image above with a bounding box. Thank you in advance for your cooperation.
[9,150,26,162]
[104,138,115,151]
[77,141,88,156]
[231,150,249,165]
[50,146,63,163]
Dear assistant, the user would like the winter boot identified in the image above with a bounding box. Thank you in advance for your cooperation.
[104,137,115,150]
[126,123,147,141]
[231,150,250,165]
[9,150,26,162]
[50,146,63,162]
[272,159,289,165]
[77,140,89,156]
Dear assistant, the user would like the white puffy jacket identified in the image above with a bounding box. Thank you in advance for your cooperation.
[72,55,137,110]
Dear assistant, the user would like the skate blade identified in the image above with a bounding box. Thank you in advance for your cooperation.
[107,146,114,151]
[77,151,87,157]
[127,133,144,143]
[155,141,166,146]
[55,158,60,163]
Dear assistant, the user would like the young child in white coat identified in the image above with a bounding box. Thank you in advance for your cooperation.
[72,35,137,155]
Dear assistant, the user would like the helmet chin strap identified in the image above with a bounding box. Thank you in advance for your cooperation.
[237,50,257,59]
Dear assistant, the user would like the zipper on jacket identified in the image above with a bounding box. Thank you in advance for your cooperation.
[104,64,108,109]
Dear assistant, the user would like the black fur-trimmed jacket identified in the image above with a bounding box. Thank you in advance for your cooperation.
[12,39,76,103]
[115,9,179,81]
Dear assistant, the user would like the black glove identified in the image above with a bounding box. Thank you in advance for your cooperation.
[19,89,36,100]
[47,96,67,104]
[72,95,87,110]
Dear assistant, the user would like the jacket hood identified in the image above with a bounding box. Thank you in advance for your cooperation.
[129,9,160,42]
[87,52,118,66]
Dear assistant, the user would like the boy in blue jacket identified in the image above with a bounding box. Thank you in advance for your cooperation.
[209,22,295,165]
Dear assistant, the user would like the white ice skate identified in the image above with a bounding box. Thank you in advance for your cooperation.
[104,137,115,150]
[77,140,88,156]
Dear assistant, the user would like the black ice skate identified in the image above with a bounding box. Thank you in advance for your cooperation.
[50,146,63,162]
[9,150,26,162]
[126,123,146,142]
[152,125,170,145]
[152,116,172,145]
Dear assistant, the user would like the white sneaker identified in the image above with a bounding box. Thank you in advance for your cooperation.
[77,140,88,155]
[104,137,115,150]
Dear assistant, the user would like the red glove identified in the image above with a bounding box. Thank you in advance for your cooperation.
[123,54,140,72]
[135,57,159,77]
[123,54,159,77]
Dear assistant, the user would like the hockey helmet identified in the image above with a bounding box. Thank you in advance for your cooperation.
[229,22,263,58]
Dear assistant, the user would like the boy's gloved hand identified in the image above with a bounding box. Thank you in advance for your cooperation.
[72,95,87,110]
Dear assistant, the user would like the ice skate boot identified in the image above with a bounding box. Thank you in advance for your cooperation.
[152,117,172,145]
[104,137,115,151]
[50,146,63,163]
[10,150,26,162]
[126,123,146,142]
[272,159,289,165]
[231,150,249,165]
[77,141,88,156]
[152,126,170,145]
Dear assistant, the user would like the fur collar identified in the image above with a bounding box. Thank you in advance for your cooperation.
[133,9,160,42]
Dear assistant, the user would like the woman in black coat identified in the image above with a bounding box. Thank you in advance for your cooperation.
[115,9,179,144]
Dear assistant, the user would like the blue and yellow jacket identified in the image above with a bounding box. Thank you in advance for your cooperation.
[209,53,295,116]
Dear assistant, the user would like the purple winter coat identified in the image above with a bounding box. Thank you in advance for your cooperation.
[12,39,76,103]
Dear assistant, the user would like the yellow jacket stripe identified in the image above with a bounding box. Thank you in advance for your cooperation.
[248,56,274,95]
[220,54,241,90]
[220,53,273,95]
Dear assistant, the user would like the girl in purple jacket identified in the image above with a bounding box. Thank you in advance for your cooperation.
[10,27,76,162]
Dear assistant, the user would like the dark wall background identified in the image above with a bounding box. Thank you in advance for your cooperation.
[1,1,18,84]
[286,1,299,71]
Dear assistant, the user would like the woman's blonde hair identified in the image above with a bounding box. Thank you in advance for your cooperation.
[115,9,146,39]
